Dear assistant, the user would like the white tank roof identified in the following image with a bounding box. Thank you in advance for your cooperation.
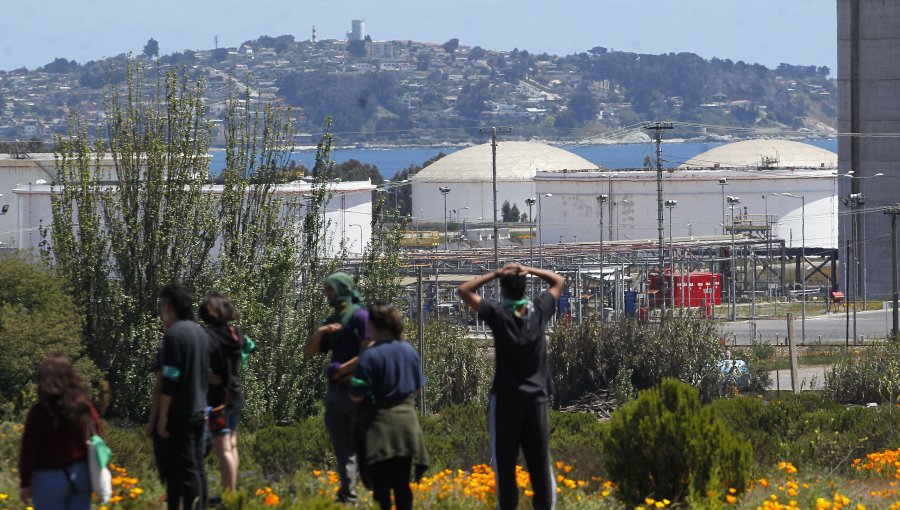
[678,139,837,169]
[411,141,597,183]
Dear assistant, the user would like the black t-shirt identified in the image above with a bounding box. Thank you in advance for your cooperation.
[161,320,210,417]
[207,325,246,411]
[478,291,556,402]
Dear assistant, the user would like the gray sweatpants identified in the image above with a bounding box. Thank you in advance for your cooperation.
[324,384,358,500]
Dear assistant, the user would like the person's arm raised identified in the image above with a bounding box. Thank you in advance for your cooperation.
[523,266,565,301]
[456,271,498,311]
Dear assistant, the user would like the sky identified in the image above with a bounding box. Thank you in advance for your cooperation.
[0,0,836,73]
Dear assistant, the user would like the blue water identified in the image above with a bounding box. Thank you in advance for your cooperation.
[208,139,838,179]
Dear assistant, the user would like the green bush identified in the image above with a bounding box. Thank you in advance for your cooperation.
[824,343,900,404]
[420,404,490,471]
[418,320,491,411]
[249,415,333,479]
[0,254,103,419]
[548,316,723,407]
[602,378,751,505]
[549,410,607,478]
[710,392,900,472]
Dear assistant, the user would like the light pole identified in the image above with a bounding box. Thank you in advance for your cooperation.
[525,197,536,268]
[718,177,728,235]
[665,199,677,309]
[727,196,740,320]
[782,193,806,343]
[606,173,617,241]
[538,193,552,269]
[349,223,364,255]
[439,186,451,252]
[613,199,630,241]
[597,194,608,318]
[842,171,882,309]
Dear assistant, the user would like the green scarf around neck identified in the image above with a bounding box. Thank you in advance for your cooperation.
[325,272,364,326]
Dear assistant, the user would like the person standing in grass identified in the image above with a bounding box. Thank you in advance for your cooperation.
[156,282,210,510]
[200,292,248,494]
[349,303,428,510]
[19,355,101,510]
[304,272,369,504]
[457,263,565,510]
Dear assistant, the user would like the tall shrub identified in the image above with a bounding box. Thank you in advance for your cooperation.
[548,316,723,406]
[602,378,751,505]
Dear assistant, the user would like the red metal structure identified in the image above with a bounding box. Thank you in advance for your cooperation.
[648,270,722,308]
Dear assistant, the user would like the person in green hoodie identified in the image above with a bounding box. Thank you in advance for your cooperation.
[304,272,369,503]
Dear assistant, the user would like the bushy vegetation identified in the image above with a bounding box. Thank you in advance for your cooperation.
[824,343,900,405]
[0,254,102,419]
[602,379,752,506]
[547,316,724,407]
[713,392,900,472]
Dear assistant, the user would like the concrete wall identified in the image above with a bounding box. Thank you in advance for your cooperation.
[838,0,900,297]
[535,169,838,249]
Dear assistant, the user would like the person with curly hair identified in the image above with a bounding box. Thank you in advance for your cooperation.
[19,355,101,509]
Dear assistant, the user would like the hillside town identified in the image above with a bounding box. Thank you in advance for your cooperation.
[0,20,837,146]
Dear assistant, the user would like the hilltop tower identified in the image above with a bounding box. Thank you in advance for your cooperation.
[312,26,317,44]
[348,19,366,41]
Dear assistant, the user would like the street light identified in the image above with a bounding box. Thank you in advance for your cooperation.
[718,178,728,235]
[538,193,552,269]
[781,192,806,343]
[665,199,677,310]
[525,197,536,268]
[439,186,451,252]
[841,171,883,310]
[597,194,609,318]
[348,223,364,254]
[727,196,740,320]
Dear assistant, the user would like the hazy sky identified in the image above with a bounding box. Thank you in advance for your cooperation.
[0,0,836,72]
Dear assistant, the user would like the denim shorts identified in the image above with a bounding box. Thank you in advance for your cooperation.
[213,409,241,437]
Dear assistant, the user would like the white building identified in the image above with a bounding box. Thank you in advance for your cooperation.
[535,140,839,249]
[410,141,597,225]
[0,154,118,248]
[14,180,376,257]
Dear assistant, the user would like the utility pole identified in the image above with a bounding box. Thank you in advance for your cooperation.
[842,192,866,344]
[417,266,426,414]
[886,204,900,341]
[644,122,673,317]
[439,186,451,252]
[526,197,536,292]
[597,194,608,319]
[480,127,512,277]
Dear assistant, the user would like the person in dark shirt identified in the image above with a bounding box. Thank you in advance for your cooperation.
[349,303,428,510]
[200,292,247,494]
[155,282,209,510]
[19,355,101,510]
[304,272,369,503]
[457,263,564,510]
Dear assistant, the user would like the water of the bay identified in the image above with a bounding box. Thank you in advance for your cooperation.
[208,139,837,179]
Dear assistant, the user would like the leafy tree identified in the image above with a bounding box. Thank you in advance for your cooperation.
[347,40,367,58]
[143,38,159,58]
[332,159,383,184]
[211,47,230,62]
[508,203,520,223]
[500,200,511,222]
[389,152,445,216]
[47,60,345,421]
[467,46,485,61]
[442,38,460,54]
[0,254,101,419]
[42,58,80,74]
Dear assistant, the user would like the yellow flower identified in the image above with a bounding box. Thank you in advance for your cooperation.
[725,494,737,504]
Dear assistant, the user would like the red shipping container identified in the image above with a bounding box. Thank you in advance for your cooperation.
[648,270,722,308]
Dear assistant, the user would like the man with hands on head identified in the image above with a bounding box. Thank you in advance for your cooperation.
[457,263,565,510]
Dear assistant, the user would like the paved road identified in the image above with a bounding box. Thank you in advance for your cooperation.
[767,366,828,391]
[721,309,894,345]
